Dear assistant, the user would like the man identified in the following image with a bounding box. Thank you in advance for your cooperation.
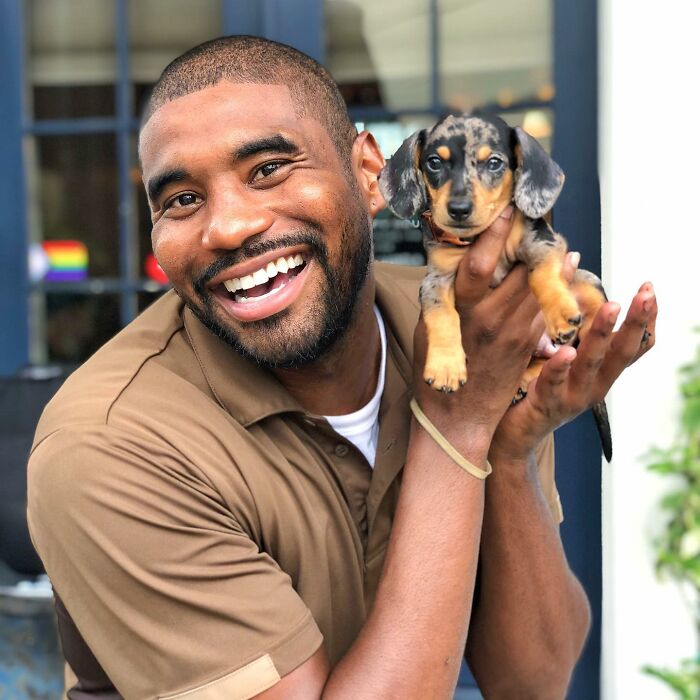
[27,36,656,699]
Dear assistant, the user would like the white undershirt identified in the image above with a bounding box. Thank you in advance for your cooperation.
[325,306,386,468]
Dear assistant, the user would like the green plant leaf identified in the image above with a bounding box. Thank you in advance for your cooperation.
[644,332,700,687]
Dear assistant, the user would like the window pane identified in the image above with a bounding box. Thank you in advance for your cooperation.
[129,0,222,117]
[361,116,435,265]
[41,293,121,363]
[137,175,152,279]
[28,0,117,119]
[138,292,167,313]
[438,0,553,112]
[325,0,431,111]
[33,134,119,278]
[129,136,164,286]
[34,85,115,120]
[501,108,554,153]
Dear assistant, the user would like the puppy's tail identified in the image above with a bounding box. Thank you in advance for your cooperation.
[592,400,613,462]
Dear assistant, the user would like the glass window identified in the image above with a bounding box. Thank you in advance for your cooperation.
[28,0,117,119]
[41,293,121,364]
[325,0,432,110]
[362,116,436,265]
[438,0,553,112]
[131,136,155,282]
[34,134,120,278]
[129,0,222,117]
[501,108,554,153]
[24,0,222,364]
[138,292,166,313]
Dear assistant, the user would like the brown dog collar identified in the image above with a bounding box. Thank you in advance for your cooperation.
[420,212,472,247]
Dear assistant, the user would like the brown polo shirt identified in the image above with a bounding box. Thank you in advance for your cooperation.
[27,262,561,700]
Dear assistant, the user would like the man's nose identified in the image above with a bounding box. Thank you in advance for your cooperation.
[201,193,274,250]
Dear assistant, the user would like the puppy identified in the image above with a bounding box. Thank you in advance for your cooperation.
[379,113,612,459]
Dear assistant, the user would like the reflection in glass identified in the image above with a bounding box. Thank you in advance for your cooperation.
[28,0,117,119]
[501,108,554,153]
[129,134,154,278]
[129,0,222,116]
[439,0,553,112]
[365,116,435,265]
[325,0,431,110]
[44,294,121,363]
[35,134,119,277]
[138,292,167,313]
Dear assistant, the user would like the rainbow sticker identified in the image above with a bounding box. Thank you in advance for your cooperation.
[42,240,89,282]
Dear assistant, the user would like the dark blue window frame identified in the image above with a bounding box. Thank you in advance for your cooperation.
[0,0,30,375]
[0,0,600,697]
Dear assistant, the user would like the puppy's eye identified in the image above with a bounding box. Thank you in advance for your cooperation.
[426,155,443,172]
[486,156,504,172]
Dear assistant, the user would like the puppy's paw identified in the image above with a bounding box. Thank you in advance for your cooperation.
[514,358,545,404]
[424,347,467,392]
[542,296,582,344]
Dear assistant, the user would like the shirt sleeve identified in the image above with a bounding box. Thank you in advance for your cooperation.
[28,427,323,700]
[534,432,563,524]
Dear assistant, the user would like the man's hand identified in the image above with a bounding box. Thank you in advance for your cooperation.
[490,279,657,462]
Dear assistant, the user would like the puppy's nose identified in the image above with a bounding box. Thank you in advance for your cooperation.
[447,200,472,221]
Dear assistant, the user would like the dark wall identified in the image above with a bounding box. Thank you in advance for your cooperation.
[553,1,602,698]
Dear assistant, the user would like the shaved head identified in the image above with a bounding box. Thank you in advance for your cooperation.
[141,35,356,160]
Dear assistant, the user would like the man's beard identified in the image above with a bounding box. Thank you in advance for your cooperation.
[186,215,373,370]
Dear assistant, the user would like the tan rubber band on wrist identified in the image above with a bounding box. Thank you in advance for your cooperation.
[409,398,492,480]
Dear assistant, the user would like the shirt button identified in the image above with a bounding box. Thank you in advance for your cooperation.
[334,443,350,457]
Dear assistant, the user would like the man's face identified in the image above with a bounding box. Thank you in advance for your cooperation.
[139,81,374,368]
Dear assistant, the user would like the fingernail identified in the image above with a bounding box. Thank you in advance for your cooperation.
[569,251,581,269]
[609,303,621,325]
[499,205,513,220]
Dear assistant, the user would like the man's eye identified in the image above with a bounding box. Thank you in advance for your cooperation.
[177,192,197,207]
[486,156,504,172]
[174,193,198,207]
[252,161,285,181]
[426,155,443,172]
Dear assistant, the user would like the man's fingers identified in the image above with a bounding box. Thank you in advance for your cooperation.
[455,206,513,304]
[465,265,542,342]
[528,313,547,350]
[562,251,580,284]
[468,205,514,263]
[600,285,657,384]
[636,282,657,354]
[568,302,620,395]
[530,345,576,404]
[476,263,530,317]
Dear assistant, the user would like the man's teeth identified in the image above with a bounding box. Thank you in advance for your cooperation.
[223,254,305,294]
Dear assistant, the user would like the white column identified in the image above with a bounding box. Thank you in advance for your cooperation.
[599,2,700,698]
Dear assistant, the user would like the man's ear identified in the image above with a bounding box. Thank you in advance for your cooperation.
[512,126,565,219]
[352,131,386,217]
[378,129,428,220]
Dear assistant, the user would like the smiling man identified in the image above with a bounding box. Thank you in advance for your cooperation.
[28,36,656,700]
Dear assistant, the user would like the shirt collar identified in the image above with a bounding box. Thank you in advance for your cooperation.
[184,262,420,427]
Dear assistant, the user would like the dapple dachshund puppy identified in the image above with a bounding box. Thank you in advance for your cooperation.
[378,113,612,460]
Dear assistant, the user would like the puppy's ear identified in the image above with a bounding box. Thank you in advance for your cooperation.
[512,126,565,218]
[378,129,428,219]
